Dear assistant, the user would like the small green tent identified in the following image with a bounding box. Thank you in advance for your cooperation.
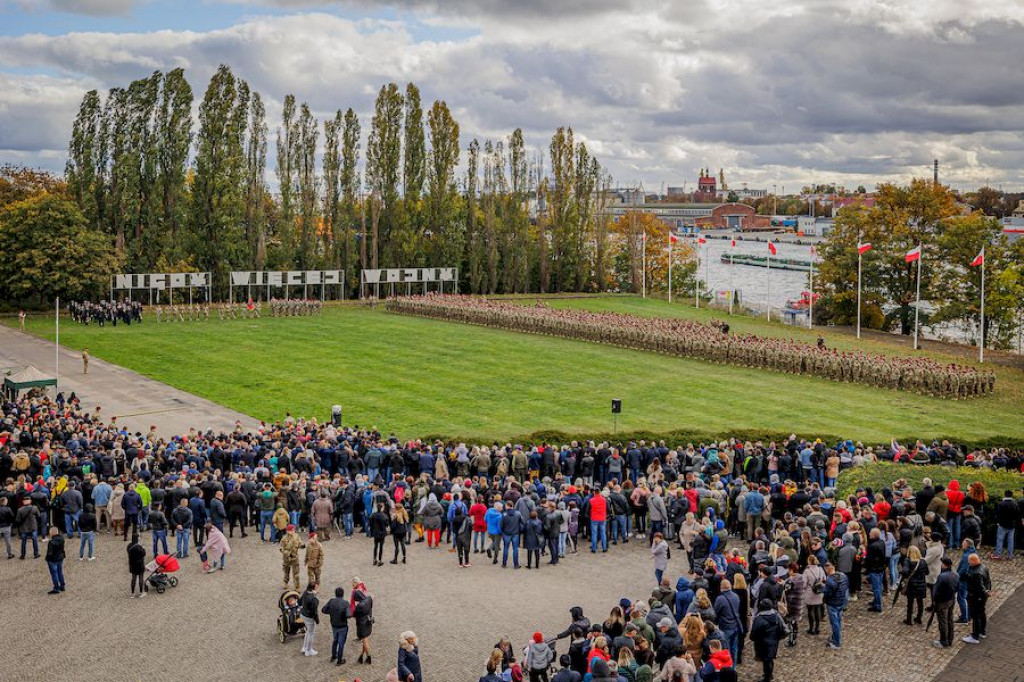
[3,365,57,397]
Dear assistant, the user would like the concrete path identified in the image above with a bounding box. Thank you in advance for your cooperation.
[0,323,257,437]
[931,576,1024,682]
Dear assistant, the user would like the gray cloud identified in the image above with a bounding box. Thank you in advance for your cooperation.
[1,2,1023,189]
[13,0,143,16]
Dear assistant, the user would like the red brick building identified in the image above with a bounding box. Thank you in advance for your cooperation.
[694,203,772,231]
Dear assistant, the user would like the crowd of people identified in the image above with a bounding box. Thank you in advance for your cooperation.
[69,300,143,326]
[2,390,1022,682]
[387,295,996,399]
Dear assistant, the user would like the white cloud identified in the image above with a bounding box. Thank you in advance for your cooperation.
[1,2,1023,189]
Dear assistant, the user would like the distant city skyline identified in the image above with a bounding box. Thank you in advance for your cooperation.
[2,0,1023,191]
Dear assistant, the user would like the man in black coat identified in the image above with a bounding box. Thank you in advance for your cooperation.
[962,554,992,644]
[44,528,66,594]
[865,528,887,612]
[749,598,786,682]
[931,557,959,648]
[321,586,349,665]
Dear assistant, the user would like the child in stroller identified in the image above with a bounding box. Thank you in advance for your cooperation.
[145,554,180,594]
[277,590,307,643]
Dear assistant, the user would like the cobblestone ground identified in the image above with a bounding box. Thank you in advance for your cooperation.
[1,529,1020,682]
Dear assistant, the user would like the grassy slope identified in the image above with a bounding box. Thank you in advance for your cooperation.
[11,297,1024,444]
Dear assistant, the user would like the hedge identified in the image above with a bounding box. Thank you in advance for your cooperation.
[837,463,1023,542]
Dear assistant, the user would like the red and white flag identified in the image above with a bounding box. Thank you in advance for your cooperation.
[698,235,707,245]
[857,242,872,255]
[970,250,984,267]
[768,242,777,256]
[905,245,921,263]
[669,233,679,244]
[246,298,255,311]
[730,238,737,248]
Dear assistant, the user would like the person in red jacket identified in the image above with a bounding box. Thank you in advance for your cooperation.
[589,490,608,553]
[469,498,488,554]
[946,480,965,548]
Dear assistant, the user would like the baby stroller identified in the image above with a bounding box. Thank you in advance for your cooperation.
[145,554,180,594]
[277,590,306,643]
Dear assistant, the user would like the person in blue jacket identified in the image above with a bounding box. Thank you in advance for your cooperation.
[485,501,503,564]
[674,576,695,622]
[500,501,523,569]
[397,631,422,682]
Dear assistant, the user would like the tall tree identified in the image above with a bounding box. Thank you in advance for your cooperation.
[465,139,483,293]
[65,90,102,231]
[341,108,361,293]
[366,83,403,267]
[403,83,425,202]
[276,94,297,262]
[244,91,268,269]
[155,68,193,262]
[189,65,248,294]
[323,110,343,271]
[295,102,319,269]
[548,127,576,291]
[426,100,460,268]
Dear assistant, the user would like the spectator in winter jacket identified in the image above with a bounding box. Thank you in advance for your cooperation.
[931,557,959,648]
[674,577,695,623]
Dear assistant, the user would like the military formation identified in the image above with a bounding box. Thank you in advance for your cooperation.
[216,300,262,320]
[153,303,211,323]
[269,298,322,317]
[387,295,996,399]
[69,300,143,326]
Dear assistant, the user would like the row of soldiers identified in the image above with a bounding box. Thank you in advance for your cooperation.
[69,301,142,326]
[217,301,261,319]
[269,298,322,317]
[153,304,211,323]
[387,294,996,399]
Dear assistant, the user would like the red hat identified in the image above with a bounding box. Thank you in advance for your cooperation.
[309,531,317,538]
[533,632,544,643]
[286,524,295,532]
[568,486,577,494]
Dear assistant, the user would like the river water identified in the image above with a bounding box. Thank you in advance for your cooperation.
[686,237,815,315]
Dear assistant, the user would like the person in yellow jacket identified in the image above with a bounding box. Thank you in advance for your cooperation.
[272,504,289,543]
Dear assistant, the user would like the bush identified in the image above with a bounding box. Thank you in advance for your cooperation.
[838,463,1023,542]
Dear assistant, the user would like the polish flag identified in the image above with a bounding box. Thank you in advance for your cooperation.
[905,245,921,263]
[970,250,984,267]
[730,238,737,248]
[698,236,707,245]
[857,242,872,255]
[669,233,679,244]
[768,242,777,256]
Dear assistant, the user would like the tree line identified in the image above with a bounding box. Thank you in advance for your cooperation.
[55,64,671,300]
[815,179,1024,350]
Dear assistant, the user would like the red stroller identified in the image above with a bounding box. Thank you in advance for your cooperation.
[145,554,181,593]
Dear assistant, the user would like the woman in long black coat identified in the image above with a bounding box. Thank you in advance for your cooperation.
[353,588,375,665]
[749,598,786,682]
[127,532,147,597]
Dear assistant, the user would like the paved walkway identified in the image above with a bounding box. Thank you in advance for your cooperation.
[0,324,257,437]
[932,576,1024,682]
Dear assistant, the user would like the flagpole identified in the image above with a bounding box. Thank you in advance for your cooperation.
[808,256,814,330]
[642,232,647,299]
[856,250,862,339]
[913,243,922,350]
[695,238,700,309]
[729,241,734,315]
[766,250,771,322]
[55,297,60,387]
[668,235,673,303]
[704,244,709,307]
[979,248,985,363]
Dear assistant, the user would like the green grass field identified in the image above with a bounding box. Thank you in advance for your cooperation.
[12,296,1024,444]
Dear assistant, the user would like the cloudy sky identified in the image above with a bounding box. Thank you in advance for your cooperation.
[2,0,1023,192]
